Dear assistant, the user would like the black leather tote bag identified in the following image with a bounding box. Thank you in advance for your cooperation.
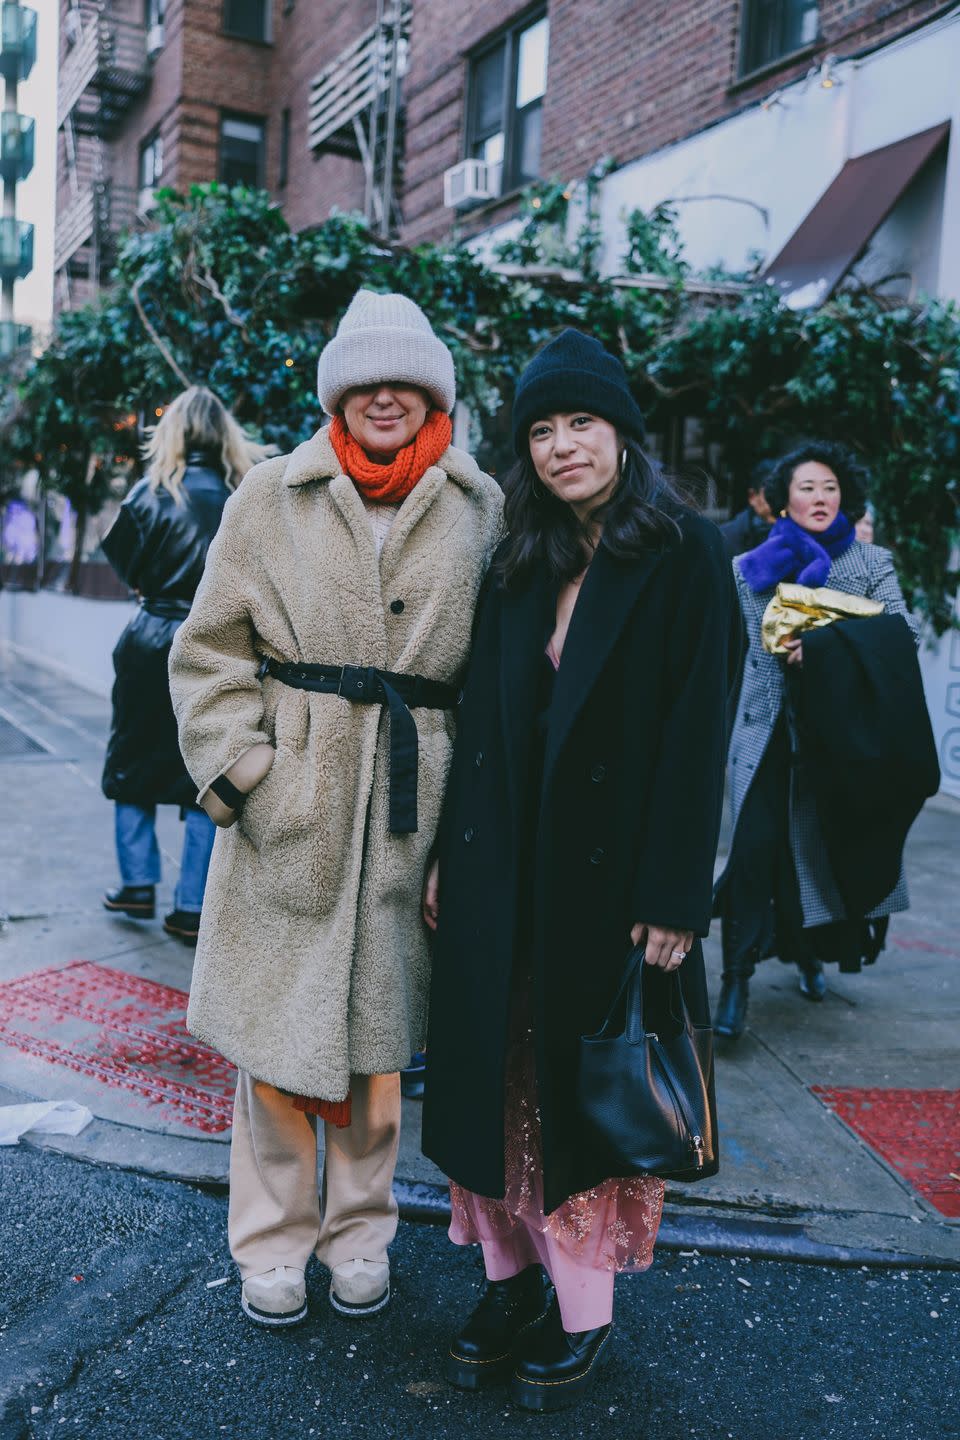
[577,947,715,1182]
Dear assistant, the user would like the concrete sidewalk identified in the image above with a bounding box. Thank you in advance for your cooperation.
[1,651,958,1266]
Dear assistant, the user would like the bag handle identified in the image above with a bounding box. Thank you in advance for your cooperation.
[624,949,691,1045]
[588,945,694,1045]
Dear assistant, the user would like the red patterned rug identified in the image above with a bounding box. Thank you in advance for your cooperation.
[0,960,235,1133]
[812,1086,960,1218]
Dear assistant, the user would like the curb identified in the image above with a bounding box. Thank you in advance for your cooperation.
[8,1085,958,1272]
[392,1178,960,1271]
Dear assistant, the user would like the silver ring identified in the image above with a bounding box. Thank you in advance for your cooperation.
[671,950,686,959]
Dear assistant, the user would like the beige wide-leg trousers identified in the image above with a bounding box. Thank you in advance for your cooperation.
[228,1071,400,1280]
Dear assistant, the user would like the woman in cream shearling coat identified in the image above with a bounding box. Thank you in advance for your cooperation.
[169,291,502,1327]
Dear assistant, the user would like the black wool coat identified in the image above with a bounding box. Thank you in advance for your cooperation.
[421,512,741,1214]
[101,457,231,808]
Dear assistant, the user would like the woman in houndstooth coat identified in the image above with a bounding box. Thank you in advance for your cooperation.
[714,442,920,1041]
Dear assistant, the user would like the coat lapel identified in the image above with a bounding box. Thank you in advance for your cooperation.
[499,567,554,830]
[379,466,446,582]
[543,545,665,787]
[325,474,388,664]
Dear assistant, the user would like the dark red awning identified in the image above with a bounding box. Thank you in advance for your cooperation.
[763,121,950,307]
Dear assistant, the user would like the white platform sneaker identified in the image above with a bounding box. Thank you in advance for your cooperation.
[329,1258,390,1317]
[241,1266,308,1327]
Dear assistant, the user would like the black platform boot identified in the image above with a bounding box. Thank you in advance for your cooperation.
[797,957,826,1002]
[510,1295,612,1413]
[102,884,155,919]
[445,1267,550,1391]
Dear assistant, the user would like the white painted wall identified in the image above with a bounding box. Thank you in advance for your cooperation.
[0,590,135,697]
[920,572,960,801]
[593,8,960,292]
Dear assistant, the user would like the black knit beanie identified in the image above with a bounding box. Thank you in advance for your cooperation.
[511,329,647,455]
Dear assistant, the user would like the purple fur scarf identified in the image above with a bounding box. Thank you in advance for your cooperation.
[738,513,855,592]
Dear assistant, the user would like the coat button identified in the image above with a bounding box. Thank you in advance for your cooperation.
[751,657,759,669]
[475,751,484,768]
[589,847,605,865]
[390,599,404,614]
[743,712,751,724]
[591,763,606,783]
[464,827,475,843]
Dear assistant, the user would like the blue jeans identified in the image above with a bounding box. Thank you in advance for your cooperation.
[114,803,216,913]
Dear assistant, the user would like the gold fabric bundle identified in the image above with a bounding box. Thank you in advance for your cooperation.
[761,583,884,655]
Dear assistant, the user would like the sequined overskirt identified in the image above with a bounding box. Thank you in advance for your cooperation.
[449,1015,664,1274]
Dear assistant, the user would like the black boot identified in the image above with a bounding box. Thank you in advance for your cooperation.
[797,957,826,1002]
[510,1295,611,1413]
[400,1051,426,1100]
[714,972,750,1039]
[445,1267,549,1391]
[163,909,201,946]
[103,884,155,919]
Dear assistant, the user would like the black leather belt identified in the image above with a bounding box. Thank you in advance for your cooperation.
[259,657,460,834]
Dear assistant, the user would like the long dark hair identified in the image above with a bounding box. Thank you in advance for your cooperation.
[496,436,687,587]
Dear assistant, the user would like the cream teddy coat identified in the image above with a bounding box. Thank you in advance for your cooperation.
[168,425,503,1101]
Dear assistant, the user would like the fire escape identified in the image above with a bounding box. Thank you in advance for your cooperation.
[55,0,152,306]
[308,0,411,237]
[0,0,37,361]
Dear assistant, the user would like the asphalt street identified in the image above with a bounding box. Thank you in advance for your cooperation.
[1,1144,957,1440]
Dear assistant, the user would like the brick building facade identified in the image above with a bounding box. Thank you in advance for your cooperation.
[54,0,375,308]
[402,0,951,242]
[55,0,955,307]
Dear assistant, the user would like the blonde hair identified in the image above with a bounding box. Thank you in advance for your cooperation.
[142,386,271,500]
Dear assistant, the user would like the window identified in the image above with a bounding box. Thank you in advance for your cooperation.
[279,107,291,189]
[740,0,819,75]
[139,132,163,189]
[220,115,265,187]
[466,12,548,194]
[223,0,270,43]
[145,0,165,28]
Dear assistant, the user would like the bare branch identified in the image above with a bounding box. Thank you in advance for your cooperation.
[191,266,251,341]
[130,276,192,389]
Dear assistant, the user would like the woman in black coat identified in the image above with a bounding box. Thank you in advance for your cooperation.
[101,386,266,943]
[421,331,739,1413]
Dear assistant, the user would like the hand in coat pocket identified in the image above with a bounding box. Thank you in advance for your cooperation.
[201,743,276,827]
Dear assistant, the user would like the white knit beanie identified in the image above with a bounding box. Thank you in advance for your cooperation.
[316,289,456,415]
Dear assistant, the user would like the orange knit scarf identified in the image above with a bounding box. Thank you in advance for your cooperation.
[329,409,452,503]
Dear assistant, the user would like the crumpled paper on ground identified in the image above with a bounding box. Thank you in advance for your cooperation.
[0,1100,94,1146]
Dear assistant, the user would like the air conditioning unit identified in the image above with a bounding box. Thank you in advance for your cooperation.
[146,23,165,57]
[443,158,501,210]
[137,186,157,218]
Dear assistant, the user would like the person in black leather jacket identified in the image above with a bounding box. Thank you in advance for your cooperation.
[100,387,268,943]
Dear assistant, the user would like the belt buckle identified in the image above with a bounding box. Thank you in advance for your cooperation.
[338,664,375,699]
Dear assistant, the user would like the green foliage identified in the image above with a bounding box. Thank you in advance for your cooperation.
[4,182,959,629]
[623,203,688,283]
